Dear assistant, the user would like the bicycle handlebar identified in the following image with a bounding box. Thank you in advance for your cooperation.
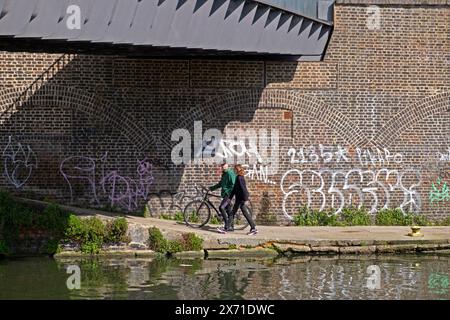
[199,185,222,198]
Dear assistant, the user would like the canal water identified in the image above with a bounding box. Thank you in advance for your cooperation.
[0,254,449,299]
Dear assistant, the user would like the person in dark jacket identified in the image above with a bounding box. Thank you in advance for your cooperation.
[209,163,236,233]
[229,164,257,235]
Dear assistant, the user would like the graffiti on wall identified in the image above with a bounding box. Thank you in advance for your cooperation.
[100,158,154,211]
[216,139,263,163]
[288,145,350,164]
[281,168,421,219]
[2,136,38,188]
[243,164,276,185]
[288,145,403,166]
[281,145,425,219]
[438,148,450,162]
[173,121,279,171]
[429,178,449,204]
[60,153,154,211]
[147,185,204,215]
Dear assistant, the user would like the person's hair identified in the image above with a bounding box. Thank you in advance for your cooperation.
[235,164,245,176]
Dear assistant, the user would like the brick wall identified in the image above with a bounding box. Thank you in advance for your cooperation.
[0,1,449,223]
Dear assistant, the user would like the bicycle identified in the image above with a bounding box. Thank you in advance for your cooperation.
[183,185,255,230]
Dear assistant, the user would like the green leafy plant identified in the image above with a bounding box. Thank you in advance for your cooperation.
[412,215,432,226]
[167,240,183,253]
[341,207,371,226]
[0,239,9,256]
[293,206,339,226]
[174,211,184,222]
[36,203,70,237]
[187,210,200,223]
[64,215,106,254]
[439,216,450,226]
[64,215,86,243]
[42,239,61,255]
[209,215,221,225]
[142,205,151,218]
[181,233,204,251]
[80,242,101,254]
[148,227,204,254]
[375,209,413,226]
[104,217,130,244]
[148,227,169,253]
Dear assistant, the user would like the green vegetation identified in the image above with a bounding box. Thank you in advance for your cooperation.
[293,206,339,226]
[148,227,204,254]
[174,211,184,222]
[142,205,151,218]
[104,217,130,244]
[148,227,169,253]
[0,191,70,255]
[341,207,372,226]
[64,215,105,254]
[186,210,200,223]
[375,209,432,226]
[209,215,221,225]
[158,212,186,223]
[64,215,130,254]
[375,209,412,226]
[181,232,204,251]
[0,190,130,255]
[0,239,9,256]
[293,205,438,227]
[410,214,432,227]
[439,216,450,226]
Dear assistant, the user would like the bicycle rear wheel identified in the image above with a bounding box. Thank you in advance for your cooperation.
[183,200,211,228]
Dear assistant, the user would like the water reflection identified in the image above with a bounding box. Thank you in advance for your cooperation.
[0,254,449,300]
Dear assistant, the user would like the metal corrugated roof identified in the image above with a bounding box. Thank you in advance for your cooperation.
[0,0,334,60]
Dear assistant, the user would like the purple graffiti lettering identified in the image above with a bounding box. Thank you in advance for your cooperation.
[59,153,107,204]
[100,158,155,212]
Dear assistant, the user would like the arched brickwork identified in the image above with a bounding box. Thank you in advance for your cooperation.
[161,89,371,148]
[372,92,450,147]
[0,85,156,151]
[0,87,22,114]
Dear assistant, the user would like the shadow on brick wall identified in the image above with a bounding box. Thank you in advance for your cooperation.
[0,54,297,215]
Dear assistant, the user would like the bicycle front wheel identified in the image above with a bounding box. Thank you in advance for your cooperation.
[183,200,211,228]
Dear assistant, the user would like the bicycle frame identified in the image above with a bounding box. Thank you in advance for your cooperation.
[201,190,222,218]
[185,186,251,229]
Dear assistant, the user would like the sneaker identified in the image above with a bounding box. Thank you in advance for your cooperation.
[217,227,227,234]
[247,229,258,236]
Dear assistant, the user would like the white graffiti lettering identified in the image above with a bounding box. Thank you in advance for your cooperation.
[280,168,421,220]
[438,149,450,162]
[288,145,403,166]
[2,136,37,188]
[243,164,276,185]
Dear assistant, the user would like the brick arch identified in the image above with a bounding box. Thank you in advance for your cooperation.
[161,89,370,147]
[0,85,156,151]
[0,87,23,114]
[372,92,450,148]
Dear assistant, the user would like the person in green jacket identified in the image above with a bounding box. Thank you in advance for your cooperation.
[209,163,236,233]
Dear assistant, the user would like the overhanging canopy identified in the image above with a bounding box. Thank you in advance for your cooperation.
[0,0,334,61]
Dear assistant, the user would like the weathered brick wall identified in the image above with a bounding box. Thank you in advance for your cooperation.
[0,1,448,223]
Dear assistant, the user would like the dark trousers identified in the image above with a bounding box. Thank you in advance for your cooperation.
[229,200,256,230]
[219,196,232,230]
